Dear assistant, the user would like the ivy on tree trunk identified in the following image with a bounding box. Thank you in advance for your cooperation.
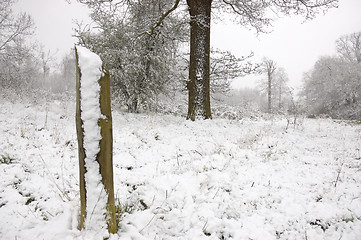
[186,0,212,120]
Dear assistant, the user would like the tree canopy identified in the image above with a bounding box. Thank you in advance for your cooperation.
[75,0,338,119]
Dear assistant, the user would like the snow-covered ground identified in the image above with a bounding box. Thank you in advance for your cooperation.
[0,95,360,240]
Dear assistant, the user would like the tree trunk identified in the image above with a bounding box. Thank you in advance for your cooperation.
[264,59,276,114]
[128,97,138,113]
[278,82,282,110]
[75,48,117,234]
[186,0,212,120]
[268,71,272,113]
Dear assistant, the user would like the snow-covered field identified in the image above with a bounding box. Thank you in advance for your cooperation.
[1,95,361,240]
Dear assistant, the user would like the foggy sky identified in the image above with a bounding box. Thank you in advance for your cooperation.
[14,0,361,90]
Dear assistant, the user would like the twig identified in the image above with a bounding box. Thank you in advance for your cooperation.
[334,162,344,187]
[194,150,203,156]
[212,188,220,199]
[140,190,168,233]
[89,186,105,222]
[39,154,71,201]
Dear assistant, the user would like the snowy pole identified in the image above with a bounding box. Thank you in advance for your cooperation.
[75,46,117,235]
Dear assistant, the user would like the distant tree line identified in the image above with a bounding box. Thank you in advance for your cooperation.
[300,31,361,120]
[5,0,358,121]
[0,0,76,96]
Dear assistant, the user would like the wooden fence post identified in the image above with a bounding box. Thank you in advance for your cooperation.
[75,46,117,234]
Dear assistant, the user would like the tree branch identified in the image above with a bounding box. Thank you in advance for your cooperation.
[150,0,180,36]
[133,0,180,40]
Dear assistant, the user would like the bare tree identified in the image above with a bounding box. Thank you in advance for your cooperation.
[178,48,259,97]
[273,68,290,111]
[0,35,39,90]
[0,0,34,52]
[263,58,277,113]
[0,0,36,91]
[210,49,259,95]
[61,51,76,92]
[37,45,57,78]
[336,32,361,64]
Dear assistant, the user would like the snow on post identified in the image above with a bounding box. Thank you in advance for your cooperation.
[75,46,117,236]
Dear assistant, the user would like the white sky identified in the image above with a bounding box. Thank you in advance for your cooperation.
[212,0,361,90]
[14,0,90,57]
[14,0,361,91]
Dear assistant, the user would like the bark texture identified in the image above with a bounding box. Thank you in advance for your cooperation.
[186,0,212,120]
